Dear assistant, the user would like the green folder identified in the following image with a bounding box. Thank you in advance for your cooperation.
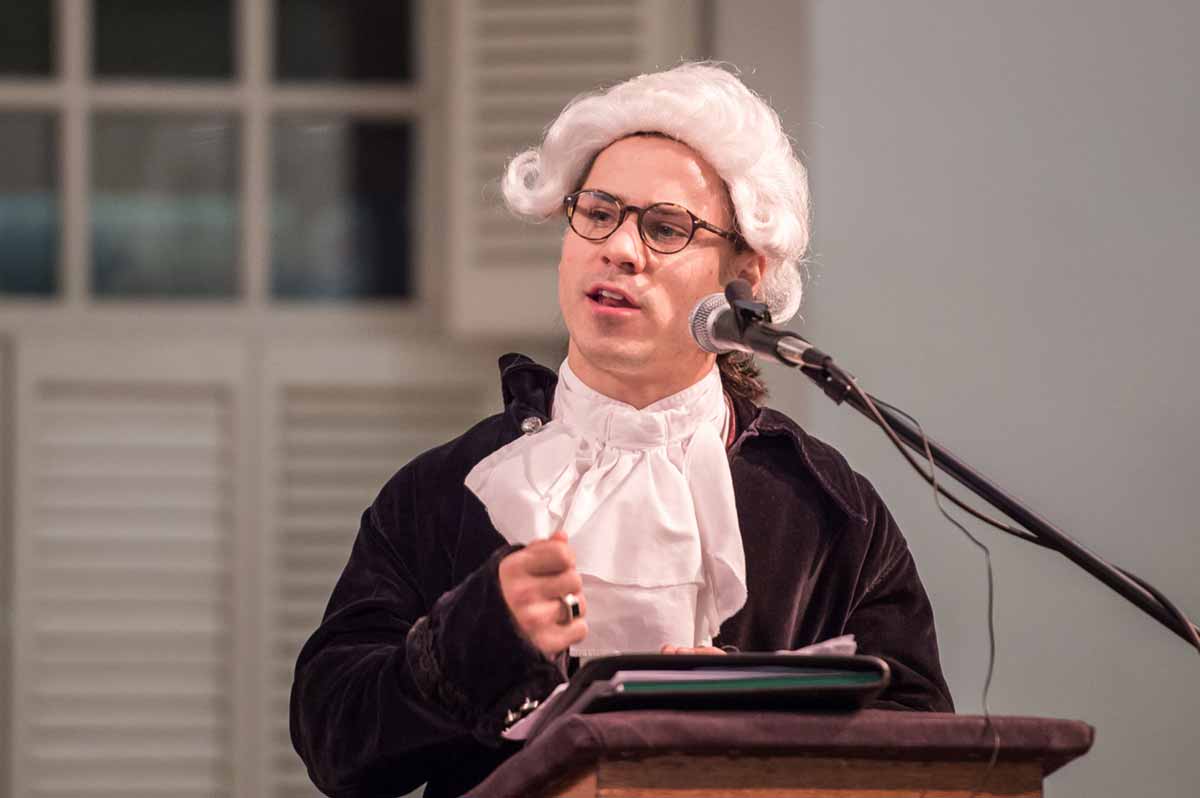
[618,671,882,694]
[518,653,891,741]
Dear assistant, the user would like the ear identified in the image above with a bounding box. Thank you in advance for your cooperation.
[732,250,769,298]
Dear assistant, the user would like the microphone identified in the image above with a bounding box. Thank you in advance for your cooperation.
[689,292,753,355]
[689,280,832,368]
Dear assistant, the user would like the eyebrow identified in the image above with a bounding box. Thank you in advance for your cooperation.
[582,187,702,212]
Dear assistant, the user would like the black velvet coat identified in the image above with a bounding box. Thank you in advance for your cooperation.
[290,354,954,798]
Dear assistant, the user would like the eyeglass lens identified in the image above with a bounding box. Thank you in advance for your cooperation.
[571,192,694,253]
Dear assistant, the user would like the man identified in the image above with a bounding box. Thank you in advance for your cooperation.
[292,63,952,798]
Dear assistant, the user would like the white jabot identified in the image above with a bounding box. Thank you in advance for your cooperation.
[464,359,747,657]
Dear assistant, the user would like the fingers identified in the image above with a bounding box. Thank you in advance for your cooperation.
[498,533,588,659]
[499,548,582,608]
[512,598,588,656]
[510,597,574,637]
[532,617,588,657]
[562,589,587,620]
[521,537,575,576]
[508,590,588,628]
[527,591,587,627]
[537,568,583,601]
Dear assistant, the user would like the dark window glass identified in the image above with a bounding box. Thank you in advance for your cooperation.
[0,114,58,295]
[92,114,239,298]
[272,118,412,300]
[94,0,234,79]
[0,0,54,76]
[275,0,414,82]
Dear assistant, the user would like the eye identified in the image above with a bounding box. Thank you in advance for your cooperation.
[650,222,688,240]
[586,207,616,223]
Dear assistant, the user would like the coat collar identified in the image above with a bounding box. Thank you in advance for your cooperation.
[495,353,868,524]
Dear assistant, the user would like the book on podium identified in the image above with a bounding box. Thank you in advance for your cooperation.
[506,652,891,742]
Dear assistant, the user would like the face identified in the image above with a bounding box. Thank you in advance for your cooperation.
[558,135,764,407]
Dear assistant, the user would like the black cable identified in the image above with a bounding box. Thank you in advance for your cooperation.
[1116,566,1200,654]
[826,362,1002,796]
[867,396,1048,547]
[860,388,1200,658]
[831,378,1045,547]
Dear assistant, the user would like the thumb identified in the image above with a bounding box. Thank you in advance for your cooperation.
[550,529,568,543]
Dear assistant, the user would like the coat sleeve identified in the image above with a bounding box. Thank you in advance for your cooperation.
[289,465,563,797]
[845,477,956,713]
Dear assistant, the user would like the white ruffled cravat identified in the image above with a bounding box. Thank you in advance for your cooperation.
[464,360,747,656]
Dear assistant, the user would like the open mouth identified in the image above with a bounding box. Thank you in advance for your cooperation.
[587,288,639,310]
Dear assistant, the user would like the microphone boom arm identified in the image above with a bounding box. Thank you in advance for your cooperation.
[690,281,1197,651]
[786,358,1200,651]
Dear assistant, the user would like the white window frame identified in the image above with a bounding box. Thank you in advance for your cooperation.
[1,3,447,796]
[0,0,446,341]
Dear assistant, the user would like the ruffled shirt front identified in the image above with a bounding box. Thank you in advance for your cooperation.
[464,360,747,656]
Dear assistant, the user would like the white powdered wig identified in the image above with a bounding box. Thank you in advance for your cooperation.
[501,62,811,321]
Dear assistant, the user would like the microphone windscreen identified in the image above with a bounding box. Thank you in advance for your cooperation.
[688,292,729,353]
[724,278,754,304]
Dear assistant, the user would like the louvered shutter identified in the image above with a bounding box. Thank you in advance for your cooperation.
[9,339,249,798]
[261,341,498,797]
[447,0,702,336]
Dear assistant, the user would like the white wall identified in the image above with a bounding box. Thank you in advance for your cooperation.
[716,2,1199,796]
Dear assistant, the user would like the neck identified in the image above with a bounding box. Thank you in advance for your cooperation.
[565,345,718,409]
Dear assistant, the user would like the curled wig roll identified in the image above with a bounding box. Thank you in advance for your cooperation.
[501,62,811,322]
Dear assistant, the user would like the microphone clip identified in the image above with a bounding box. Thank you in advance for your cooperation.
[729,296,771,337]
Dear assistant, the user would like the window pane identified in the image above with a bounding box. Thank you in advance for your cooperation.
[94,0,234,79]
[275,0,414,82]
[272,118,412,299]
[92,115,239,298]
[0,0,54,76]
[0,114,58,295]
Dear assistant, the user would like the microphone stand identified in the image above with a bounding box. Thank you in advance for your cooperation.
[783,344,1199,650]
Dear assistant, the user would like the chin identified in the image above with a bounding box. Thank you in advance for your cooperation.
[575,339,653,375]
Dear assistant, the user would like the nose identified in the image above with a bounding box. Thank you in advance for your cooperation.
[600,212,646,274]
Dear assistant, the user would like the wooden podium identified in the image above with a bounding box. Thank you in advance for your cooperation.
[470,709,1094,797]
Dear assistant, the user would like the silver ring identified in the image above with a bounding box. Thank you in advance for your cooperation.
[559,592,581,625]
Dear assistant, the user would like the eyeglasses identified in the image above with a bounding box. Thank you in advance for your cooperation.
[563,189,743,255]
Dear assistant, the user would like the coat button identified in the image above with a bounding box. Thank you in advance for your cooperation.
[520,416,544,435]
[503,696,541,729]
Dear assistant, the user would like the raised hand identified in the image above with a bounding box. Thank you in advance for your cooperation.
[499,531,588,658]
